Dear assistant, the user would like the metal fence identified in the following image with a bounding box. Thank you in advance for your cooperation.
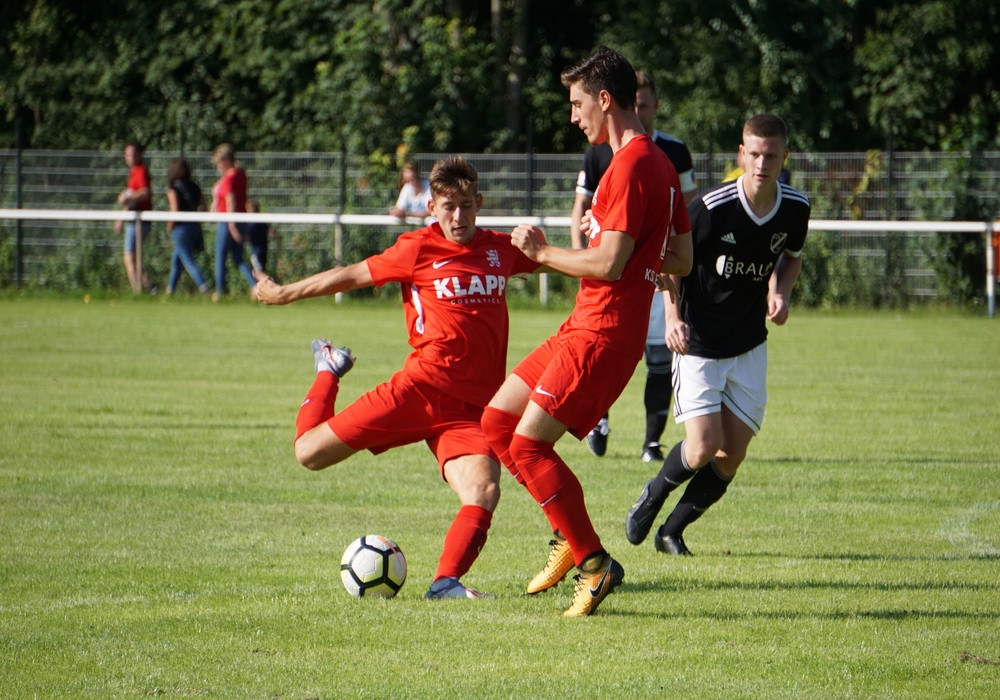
[2,149,999,297]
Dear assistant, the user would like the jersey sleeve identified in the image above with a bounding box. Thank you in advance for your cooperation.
[365,231,421,286]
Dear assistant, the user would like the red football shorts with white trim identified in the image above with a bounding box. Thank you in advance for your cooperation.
[329,370,494,471]
[511,331,639,440]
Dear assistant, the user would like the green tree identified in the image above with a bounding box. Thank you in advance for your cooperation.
[855,0,1000,151]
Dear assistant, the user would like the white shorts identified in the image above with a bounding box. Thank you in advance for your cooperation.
[672,343,768,434]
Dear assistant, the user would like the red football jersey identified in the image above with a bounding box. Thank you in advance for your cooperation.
[366,224,540,408]
[563,134,690,356]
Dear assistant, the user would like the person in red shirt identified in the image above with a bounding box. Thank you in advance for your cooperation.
[480,47,693,616]
[254,157,541,600]
[211,143,256,301]
[112,142,152,293]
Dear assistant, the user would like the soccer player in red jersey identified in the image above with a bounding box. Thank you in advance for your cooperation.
[254,157,540,599]
[481,47,694,616]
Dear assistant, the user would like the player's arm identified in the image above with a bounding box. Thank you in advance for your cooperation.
[767,250,802,325]
[165,188,179,233]
[511,224,634,281]
[662,272,690,355]
[662,229,693,277]
[118,186,150,208]
[255,261,374,305]
[569,192,591,250]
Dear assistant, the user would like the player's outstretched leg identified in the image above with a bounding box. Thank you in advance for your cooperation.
[311,338,355,377]
[563,552,625,618]
[526,532,574,594]
[625,440,697,545]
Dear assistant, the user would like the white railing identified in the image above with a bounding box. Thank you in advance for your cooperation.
[1,209,996,317]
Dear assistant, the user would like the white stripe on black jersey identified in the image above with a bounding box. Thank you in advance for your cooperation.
[680,176,811,359]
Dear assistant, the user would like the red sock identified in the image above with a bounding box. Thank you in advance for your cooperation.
[295,372,339,442]
[434,505,493,581]
[481,407,525,485]
[508,434,602,566]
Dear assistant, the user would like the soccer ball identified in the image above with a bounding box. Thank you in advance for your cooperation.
[340,535,407,598]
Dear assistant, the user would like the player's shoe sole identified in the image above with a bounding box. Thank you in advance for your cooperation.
[526,536,574,594]
[625,477,667,545]
[563,556,625,617]
[654,526,692,556]
[311,338,355,378]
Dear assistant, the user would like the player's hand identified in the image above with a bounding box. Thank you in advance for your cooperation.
[580,208,594,237]
[665,318,690,355]
[511,224,547,260]
[656,274,678,303]
[768,294,789,325]
[113,219,123,235]
[253,273,283,305]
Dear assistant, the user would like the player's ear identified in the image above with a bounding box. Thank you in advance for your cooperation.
[598,89,612,113]
[475,193,483,212]
[427,197,437,217]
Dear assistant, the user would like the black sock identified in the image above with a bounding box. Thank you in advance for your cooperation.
[644,413,668,447]
[663,461,732,535]
[649,440,696,503]
[643,372,671,445]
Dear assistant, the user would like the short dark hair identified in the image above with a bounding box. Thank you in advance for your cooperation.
[167,157,191,183]
[429,157,478,198]
[744,114,788,142]
[560,47,638,111]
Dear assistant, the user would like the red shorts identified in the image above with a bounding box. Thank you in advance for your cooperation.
[328,370,494,472]
[511,331,640,440]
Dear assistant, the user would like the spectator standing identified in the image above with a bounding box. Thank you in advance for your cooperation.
[165,157,210,295]
[211,144,256,300]
[113,142,152,293]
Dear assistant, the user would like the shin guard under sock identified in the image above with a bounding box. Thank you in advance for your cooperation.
[434,505,493,581]
[508,433,602,566]
[649,440,697,502]
[663,461,732,535]
[295,371,338,441]
[480,407,524,484]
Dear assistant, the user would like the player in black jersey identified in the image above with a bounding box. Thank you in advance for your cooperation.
[570,71,699,461]
[625,113,811,555]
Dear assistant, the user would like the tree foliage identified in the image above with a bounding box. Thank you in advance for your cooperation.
[2,0,999,157]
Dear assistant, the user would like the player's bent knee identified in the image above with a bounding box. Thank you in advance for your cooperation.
[294,437,340,471]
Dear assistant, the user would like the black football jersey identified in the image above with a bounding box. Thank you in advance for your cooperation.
[576,130,694,198]
[681,179,811,358]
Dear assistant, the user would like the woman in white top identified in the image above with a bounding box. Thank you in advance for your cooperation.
[389,161,432,218]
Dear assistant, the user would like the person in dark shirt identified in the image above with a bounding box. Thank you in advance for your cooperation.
[625,113,811,557]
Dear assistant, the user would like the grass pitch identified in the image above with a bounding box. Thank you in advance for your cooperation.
[1,296,998,698]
